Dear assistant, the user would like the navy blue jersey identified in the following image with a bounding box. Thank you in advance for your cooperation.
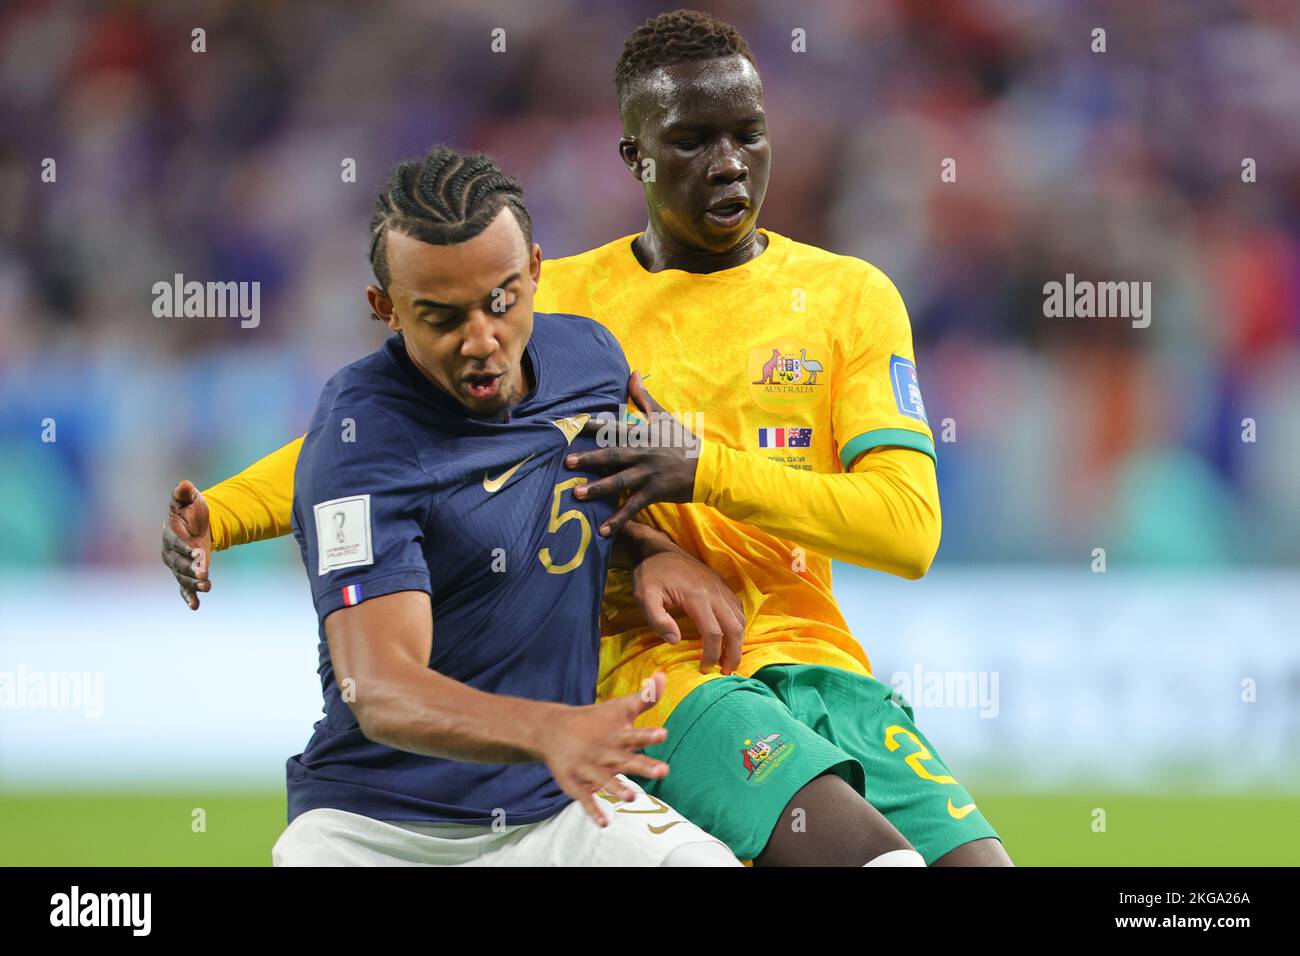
[287,312,627,825]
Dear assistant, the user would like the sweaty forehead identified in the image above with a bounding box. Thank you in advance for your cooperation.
[631,56,765,130]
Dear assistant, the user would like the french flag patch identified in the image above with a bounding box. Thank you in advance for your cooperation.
[341,584,363,607]
[758,427,812,448]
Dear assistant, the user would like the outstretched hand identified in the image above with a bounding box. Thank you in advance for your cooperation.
[161,480,213,610]
[540,672,670,827]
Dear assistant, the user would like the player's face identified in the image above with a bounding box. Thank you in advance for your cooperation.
[623,55,770,254]
[369,208,541,420]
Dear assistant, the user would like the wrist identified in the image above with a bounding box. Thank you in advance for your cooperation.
[201,487,230,551]
[620,522,685,565]
[527,699,573,761]
[691,438,722,505]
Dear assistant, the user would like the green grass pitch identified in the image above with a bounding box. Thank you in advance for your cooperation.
[0,792,1294,866]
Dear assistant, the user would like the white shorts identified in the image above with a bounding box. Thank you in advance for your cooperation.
[272,776,739,867]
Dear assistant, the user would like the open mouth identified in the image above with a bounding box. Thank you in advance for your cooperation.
[463,371,503,400]
[704,200,748,226]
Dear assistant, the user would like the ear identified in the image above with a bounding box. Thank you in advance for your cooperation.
[618,135,642,181]
[366,284,400,333]
[529,242,542,289]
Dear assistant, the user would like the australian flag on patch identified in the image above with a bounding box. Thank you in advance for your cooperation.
[758,427,813,448]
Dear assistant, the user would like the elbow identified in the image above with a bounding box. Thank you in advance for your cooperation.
[895,517,941,581]
[351,698,397,747]
[892,550,930,581]
[897,547,935,580]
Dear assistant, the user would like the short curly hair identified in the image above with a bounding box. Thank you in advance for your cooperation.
[614,9,757,117]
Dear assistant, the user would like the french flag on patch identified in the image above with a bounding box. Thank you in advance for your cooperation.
[759,427,813,448]
[341,584,363,606]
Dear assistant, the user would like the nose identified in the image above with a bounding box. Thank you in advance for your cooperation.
[461,309,499,361]
[708,140,748,184]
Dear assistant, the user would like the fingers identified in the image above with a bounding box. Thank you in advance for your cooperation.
[641,590,682,645]
[576,788,609,828]
[596,775,638,803]
[566,443,636,473]
[628,371,665,416]
[179,582,199,611]
[160,532,209,586]
[619,755,669,780]
[160,544,208,589]
[622,726,668,749]
[680,592,726,673]
[573,465,651,502]
[161,522,195,559]
[598,490,652,538]
[717,593,745,676]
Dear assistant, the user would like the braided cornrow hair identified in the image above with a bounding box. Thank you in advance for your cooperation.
[368,144,532,302]
[614,9,757,116]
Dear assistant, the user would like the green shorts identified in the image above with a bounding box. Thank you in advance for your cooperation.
[639,664,999,863]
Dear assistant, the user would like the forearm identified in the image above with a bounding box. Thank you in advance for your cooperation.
[692,442,941,579]
[355,665,561,763]
[327,590,561,762]
[203,436,304,550]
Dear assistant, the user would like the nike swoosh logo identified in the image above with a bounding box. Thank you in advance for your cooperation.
[947,799,978,820]
[482,455,535,493]
[647,821,681,835]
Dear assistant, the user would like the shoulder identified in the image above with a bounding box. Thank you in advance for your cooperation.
[533,310,626,365]
[530,310,629,402]
[536,235,639,312]
[302,348,424,467]
[767,231,894,294]
[312,343,403,412]
[542,233,638,280]
[769,233,911,342]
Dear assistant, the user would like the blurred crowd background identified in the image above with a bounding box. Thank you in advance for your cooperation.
[2,0,1298,570]
[3,1,1300,864]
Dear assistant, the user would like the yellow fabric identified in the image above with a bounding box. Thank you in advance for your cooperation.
[203,229,938,728]
[204,437,303,551]
[536,229,936,726]
[694,441,940,580]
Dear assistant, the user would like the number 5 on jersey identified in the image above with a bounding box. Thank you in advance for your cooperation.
[538,478,591,574]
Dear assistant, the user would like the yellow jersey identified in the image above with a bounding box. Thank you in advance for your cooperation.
[532,229,935,726]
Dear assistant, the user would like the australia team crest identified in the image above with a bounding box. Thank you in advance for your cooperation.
[748,341,826,412]
[740,732,794,782]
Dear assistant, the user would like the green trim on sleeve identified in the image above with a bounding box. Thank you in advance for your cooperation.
[840,428,937,470]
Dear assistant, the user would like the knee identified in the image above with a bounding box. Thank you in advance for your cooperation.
[756,772,915,866]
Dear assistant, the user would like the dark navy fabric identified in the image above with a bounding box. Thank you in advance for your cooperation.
[287,313,627,825]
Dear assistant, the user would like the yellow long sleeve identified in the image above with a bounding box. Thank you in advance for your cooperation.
[203,436,304,550]
[691,442,941,579]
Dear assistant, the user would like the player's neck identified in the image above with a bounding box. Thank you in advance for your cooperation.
[486,349,535,423]
[632,225,768,274]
